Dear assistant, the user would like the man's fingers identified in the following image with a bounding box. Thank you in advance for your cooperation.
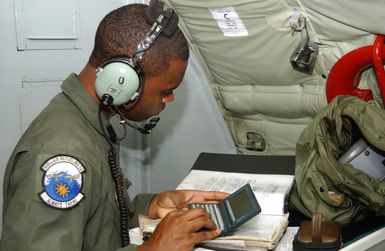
[183,207,211,220]
[188,214,218,231]
[199,191,229,200]
[183,190,229,203]
[164,207,210,222]
[167,208,217,231]
[191,228,222,243]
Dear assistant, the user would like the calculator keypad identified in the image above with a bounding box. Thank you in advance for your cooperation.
[189,203,224,231]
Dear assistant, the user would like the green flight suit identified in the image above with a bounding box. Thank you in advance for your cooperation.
[0,74,154,251]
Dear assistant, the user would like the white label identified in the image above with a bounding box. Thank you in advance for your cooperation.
[209,7,248,37]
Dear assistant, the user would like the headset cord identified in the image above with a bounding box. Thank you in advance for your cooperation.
[107,147,130,246]
[98,103,130,247]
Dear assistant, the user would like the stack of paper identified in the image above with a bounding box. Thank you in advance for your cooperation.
[138,169,294,250]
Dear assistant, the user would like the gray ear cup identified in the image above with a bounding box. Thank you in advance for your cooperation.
[95,60,143,106]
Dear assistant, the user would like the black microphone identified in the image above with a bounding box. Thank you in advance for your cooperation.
[100,95,160,135]
[124,116,160,134]
[144,117,160,131]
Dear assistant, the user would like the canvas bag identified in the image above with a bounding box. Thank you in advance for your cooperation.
[290,95,385,225]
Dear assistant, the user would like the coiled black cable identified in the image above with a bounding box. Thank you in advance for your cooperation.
[107,147,130,246]
[98,98,130,247]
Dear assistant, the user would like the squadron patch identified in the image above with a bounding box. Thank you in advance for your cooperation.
[39,155,85,209]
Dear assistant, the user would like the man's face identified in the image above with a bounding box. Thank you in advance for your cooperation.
[120,59,188,121]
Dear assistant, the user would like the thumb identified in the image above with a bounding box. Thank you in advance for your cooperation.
[170,191,188,209]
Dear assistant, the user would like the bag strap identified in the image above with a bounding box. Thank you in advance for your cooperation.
[312,213,322,242]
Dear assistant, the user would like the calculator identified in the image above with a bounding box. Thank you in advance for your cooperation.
[188,183,261,236]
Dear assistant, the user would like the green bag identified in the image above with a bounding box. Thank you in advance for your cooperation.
[290,95,385,224]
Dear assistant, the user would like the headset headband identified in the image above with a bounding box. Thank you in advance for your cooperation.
[131,5,174,65]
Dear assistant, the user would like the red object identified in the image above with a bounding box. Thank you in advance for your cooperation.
[373,35,385,104]
[326,35,385,103]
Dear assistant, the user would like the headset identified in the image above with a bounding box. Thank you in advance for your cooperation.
[95,3,176,107]
[95,2,177,135]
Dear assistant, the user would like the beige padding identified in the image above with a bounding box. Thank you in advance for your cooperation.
[167,0,384,154]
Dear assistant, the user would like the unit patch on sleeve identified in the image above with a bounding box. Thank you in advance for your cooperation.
[39,155,85,209]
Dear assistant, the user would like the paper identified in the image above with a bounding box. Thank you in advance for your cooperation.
[209,7,248,36]
[136,169,294,250]
[128,227,144,246]
[177,169,294,215]
[274,227,299,251]
[175,169,293,250]
[220,214,289,242]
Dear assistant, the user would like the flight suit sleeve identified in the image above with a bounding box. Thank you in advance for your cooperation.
[116,244,139,251]
[1,152,144,251]
[0,152,92,251]
[129,193,157,228]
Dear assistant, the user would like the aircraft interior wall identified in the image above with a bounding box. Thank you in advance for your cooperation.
[1,0,385,249]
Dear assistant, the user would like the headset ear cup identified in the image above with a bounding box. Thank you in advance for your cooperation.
[95,61,142,106]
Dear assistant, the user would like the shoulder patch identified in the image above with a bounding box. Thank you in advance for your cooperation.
[39,155,85,209]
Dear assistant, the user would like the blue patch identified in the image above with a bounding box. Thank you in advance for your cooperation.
[39,156,85,209]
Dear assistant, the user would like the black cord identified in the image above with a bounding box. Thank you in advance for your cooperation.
[98,101,130,247]
[107,147,130,246]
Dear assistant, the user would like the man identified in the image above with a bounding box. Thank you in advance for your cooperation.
[0,2,227,251]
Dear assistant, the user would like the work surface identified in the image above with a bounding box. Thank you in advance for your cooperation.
[192,152,385,245]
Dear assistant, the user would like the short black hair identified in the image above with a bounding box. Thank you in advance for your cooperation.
[89,4,189,77]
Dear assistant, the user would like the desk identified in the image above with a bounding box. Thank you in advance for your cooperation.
[192,152,295,175]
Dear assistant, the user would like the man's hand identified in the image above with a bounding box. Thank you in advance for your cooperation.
[138,208,221,251]
[137,190,229,251]
[147,190,229,219]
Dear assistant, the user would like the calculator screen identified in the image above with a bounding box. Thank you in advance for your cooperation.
[227,189,253,220]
